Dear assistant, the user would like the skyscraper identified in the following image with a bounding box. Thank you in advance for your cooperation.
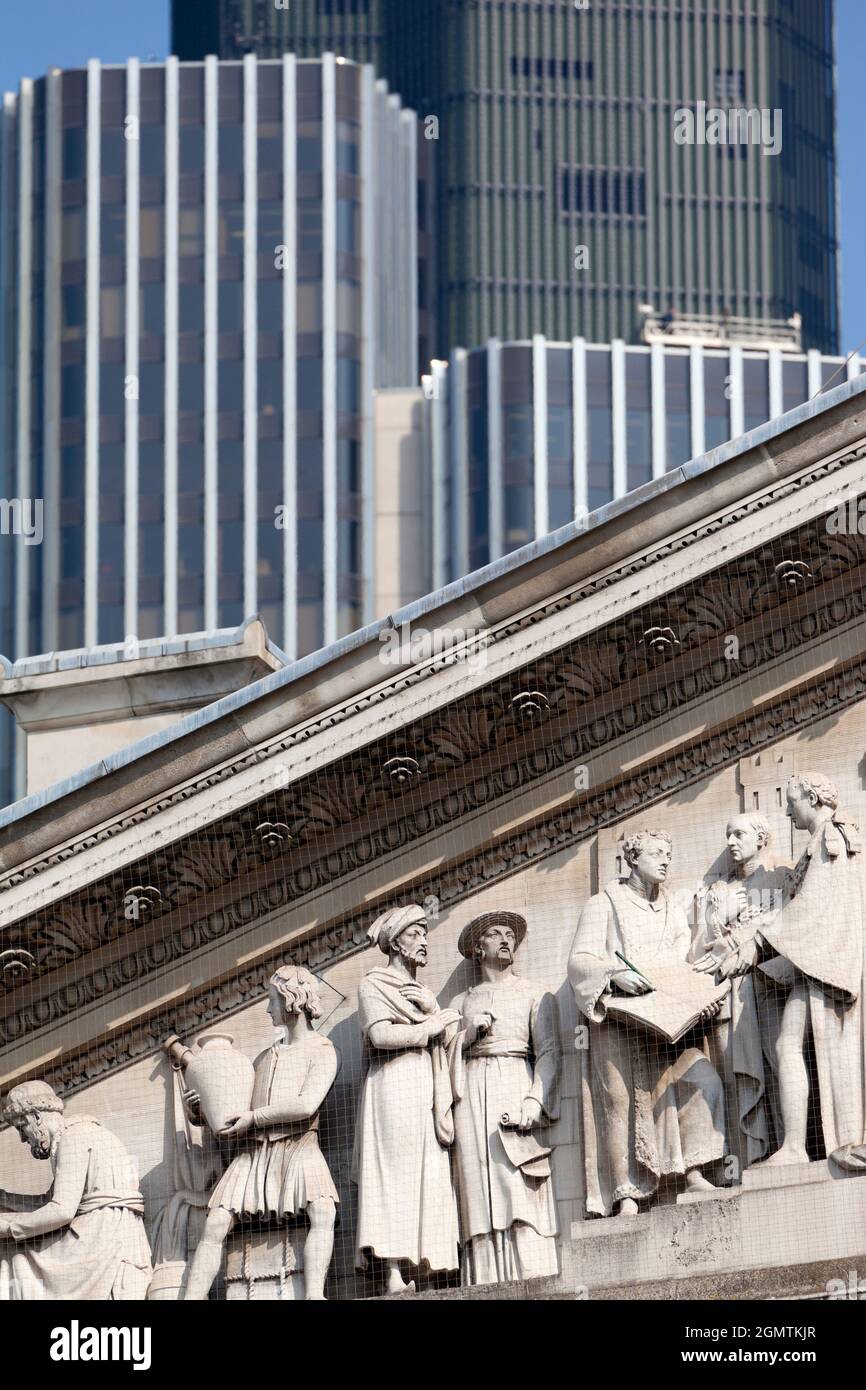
[171,0,840,356]
[424,333,861,587]
[173,0,387,70]
[0,55,417,671]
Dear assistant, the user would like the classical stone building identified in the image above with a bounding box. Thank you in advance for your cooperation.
[2,373,866,1300]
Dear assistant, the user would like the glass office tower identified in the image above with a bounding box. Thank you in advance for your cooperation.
[172,0,840,356]
[425,338,861,589]
[0,55,418,677]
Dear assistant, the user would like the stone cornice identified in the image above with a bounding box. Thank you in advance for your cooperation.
[1,447,866,1068]
[3,444,864,903]
[11,643,866,1094]
[0,455,864,1028]
[4,388,866,881]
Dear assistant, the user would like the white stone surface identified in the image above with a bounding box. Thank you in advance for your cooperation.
[354,906,459,1293]
[568,1169,866,1290]
[450,914,561,1284]
[372,388,432,616]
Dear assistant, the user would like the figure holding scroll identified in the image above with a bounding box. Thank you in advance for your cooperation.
[568,830,726,1217]
[753,774,866,1168]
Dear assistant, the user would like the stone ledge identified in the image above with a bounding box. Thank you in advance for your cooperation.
[741,1158,857,1191]
[373,1274,567,1301]
[677,1184,740,1205]
[365,1254,866,1301]
[367,1170,866,1301]
[579,1255,866,1302]
[567,1167,866,1292]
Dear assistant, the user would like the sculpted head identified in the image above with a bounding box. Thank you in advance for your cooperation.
[726,813,770,867]
[786,773,838,831]
[267,964,323,1027]
[477,921,517,966]
[368,904,429,969]
[394,921,429,969]
[622,830,673,887]
[2,1081,65,1160]
[458,911,527,969]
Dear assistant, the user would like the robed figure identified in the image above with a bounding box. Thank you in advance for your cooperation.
[449,912,561,1286]
[750,774,866,1168]
[568,830,726,1217]
[353,904,460,1294]
[0,1081,152,1300]
[693,813,780,1168]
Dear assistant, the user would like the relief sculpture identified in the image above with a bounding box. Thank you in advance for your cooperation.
[353,904,461,1294]
[449,911,561,1284]
[568,830,727,1216]
[705,774,866,1170]
[0,1081,152,1300]
[5,776,866,1295]
[178,965,340,1301]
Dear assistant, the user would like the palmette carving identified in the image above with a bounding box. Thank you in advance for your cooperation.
[8,560,866,1010]
[2,451,864,926]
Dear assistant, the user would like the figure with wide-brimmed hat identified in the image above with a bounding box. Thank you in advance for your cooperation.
[353,903,461,1294]
[449,910,561,1286]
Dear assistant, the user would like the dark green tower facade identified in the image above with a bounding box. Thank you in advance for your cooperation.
[172,0,387,68]
[172,0,839,355]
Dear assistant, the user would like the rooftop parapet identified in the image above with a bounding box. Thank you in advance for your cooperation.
[640,306,803,352]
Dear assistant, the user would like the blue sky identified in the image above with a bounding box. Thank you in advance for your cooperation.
[0,0,863,355]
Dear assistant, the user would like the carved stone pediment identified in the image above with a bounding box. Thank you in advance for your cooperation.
[1,393,866,1093]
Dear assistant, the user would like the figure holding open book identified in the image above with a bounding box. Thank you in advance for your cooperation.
[568,829,727,1217]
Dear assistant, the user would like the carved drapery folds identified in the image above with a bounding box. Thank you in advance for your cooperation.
[4,464,863,932]
[6,772,866,1304]
[4,453,866,1304]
